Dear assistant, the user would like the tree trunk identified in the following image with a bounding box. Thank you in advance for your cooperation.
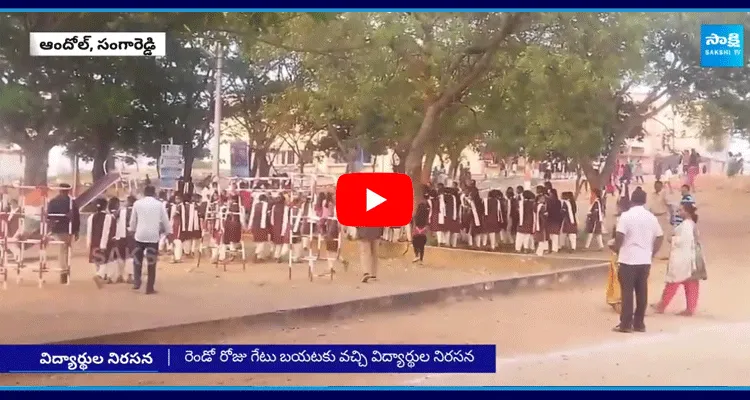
[421,150,436,184]
[92,156,106,182]
[92,151,109,183]
[298,158,305,174]
[251,148,272,177]
[183,145,194,180]
[404,105,441,216]
[91,130,115,182]
[580,162,603,192]
[72,155,81,196]
[22,143,50,186]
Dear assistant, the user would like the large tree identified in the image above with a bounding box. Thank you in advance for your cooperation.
[0,13,108,185]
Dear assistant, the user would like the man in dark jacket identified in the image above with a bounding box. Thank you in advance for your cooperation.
[47,183,81,283]
[356,227,383,283]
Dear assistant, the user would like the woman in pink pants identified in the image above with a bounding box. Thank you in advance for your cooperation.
[652,203,706,316]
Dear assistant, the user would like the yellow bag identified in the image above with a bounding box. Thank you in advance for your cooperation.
[605,252,622,313]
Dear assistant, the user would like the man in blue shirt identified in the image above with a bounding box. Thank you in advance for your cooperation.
[672,184,695,227]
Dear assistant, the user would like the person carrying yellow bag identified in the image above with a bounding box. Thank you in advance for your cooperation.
[606,196,632,313]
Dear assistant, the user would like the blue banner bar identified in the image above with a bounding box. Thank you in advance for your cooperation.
[0,345,495,374]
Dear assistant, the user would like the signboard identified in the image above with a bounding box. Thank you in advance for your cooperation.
[161,144,183,157]
[230,141,250,178]
[159,144,183,189]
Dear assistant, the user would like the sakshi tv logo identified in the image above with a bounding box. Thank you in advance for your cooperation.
[700,24,744,68]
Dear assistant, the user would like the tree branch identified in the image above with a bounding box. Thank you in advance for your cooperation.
[435,13,527,110]
[255,36,371,56]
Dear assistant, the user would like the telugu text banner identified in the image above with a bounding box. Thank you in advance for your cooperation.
[29,32,166,57]
[0,344,496,374]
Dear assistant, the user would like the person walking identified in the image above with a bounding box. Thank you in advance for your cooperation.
[647,181,671,260]
[652,202,706,316]
[129,185,171,295]
[47,183,81,284]
[584,188,604,250]
[633,161,644,184]
[686,149,701,192]
[357,225,383,283]
[672,184,696,228]
[412,194,429,264]
[610,188,664,333]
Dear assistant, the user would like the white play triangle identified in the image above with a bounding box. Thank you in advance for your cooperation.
[365,188,386,212]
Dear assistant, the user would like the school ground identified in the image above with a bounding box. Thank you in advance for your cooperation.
[1,174,748,386]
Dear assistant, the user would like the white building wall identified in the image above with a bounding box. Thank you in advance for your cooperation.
[0,150,25,183]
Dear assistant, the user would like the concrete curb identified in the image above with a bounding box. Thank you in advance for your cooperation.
[55,261,609,345]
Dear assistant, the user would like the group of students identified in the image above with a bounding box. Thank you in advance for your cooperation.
[85,196,137,285]
[126,180,342,267]
[409,180,608,261]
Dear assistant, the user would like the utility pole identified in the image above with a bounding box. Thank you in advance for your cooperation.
[212,43,223,180]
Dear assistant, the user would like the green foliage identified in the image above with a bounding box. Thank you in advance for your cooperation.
[3,11,750,185]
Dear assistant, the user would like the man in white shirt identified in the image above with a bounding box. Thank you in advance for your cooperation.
[611,188,664,333]
[129,185,172,294]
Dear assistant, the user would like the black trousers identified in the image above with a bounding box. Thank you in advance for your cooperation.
[617,263,651,329]
[133,241,159,291]
[412,234,427,261]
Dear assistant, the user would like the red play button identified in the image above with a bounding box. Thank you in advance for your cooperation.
[336,173,413,227]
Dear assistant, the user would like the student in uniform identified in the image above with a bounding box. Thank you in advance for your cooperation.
[497,190,511,245]
[449,186,462,247]
[270,194,291,262]
[221,194,246,261]
[462,189,483,248]
[506,187,519,245]
[109,196,135,284]
[157,191,170,254]
[319,193,339,272]
[183,194,203,257]
[546,188,563,253]
[459,188,471,246]
[188,194,205,254]
[560,191,579,252]
[483,189,503,251]
[89,198,116,288]
[204,192,224,263]
[289,194,311,263]
[434,185,448,246]
[515,190,536,253]
[176,194,202,262]
[249,194,271,262]
[412,194,429,264]
[437,185,458,247]
[585,188,605,250]
[427,188,440,243]
[168,194,186,263]
[534,193,549,256]
[176,176,195,199]
[2,198,24,263]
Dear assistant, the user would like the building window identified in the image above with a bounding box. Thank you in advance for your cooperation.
[331,149,373,164]
[286,150,295,166]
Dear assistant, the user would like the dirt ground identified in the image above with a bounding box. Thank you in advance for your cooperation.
[1,174,747,386]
